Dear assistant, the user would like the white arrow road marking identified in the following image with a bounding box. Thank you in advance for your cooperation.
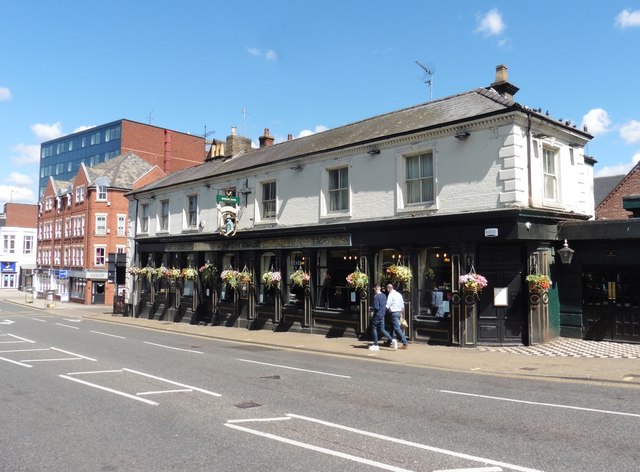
[0,319,15,325]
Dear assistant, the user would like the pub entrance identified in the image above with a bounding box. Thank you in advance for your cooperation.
[582,267,640,343]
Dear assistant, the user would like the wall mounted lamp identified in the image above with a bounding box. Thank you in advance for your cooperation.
[454,131,471,140]
[557,239,575,264]
[290,164,304,171]
[367,149,381,156]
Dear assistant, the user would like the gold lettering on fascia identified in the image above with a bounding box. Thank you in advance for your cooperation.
[164,235,352,252]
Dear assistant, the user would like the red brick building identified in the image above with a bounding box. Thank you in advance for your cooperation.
[596,162,640,219]
[37,152,165,304]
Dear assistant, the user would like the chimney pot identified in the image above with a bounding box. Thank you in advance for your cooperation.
[231,126,237,136]
[259,127,275,148]
[287,134,293,141]
[495,64,508,83]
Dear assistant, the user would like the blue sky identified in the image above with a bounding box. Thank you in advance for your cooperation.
[1,1,639,204]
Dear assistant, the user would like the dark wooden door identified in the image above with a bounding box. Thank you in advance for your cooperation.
[583,267,640,342]
[476,245,526,345]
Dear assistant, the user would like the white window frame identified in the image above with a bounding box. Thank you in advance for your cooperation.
[23,236,33,255]
[75,186,85,203]
[543,146,559,203]
[261,181,277,220]
[3,234,15,254]
[405,151,434,205]
[140,204,149,233]
[95,214,107,235]
[94,245,106,267]
[322,166,350,218]
[187,195,198,228]
[117,214,126,236]
[96,185,107,201]
[160,200,170,231]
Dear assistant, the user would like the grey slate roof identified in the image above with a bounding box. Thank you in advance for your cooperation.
[594,174,625,207]
[134,87,588,193]
[85,151,155,189]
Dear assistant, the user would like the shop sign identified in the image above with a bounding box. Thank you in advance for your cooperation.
[85,270,108,280]
[1,261,16,272]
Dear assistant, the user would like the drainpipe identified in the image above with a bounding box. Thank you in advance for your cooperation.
[130,195,140,314]
[164,130,172,173]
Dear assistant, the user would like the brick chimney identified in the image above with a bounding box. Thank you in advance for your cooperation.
[490,64,519,100]
[225,126,252,157]
[259,128,275,148]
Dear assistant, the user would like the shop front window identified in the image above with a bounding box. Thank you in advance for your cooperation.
[316,249,360,310]
[260,252,277,305]
[287,251,305,305]
[418,247,452,318]
[375,249,410,291]
[220,253,236,302]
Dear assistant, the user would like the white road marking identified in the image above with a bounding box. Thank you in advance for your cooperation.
[55,323,80,330]
[22,357,85,363]
[0,348,49,353]
[50,347,96,361]
[137,388,193,396]
[0,334,35,343]
[0,356,32,367]
[440,390,640,419]
[63,318,82,323]
[67,369,123,375]
[287,414,543,472]
[143,341,203,354]
[227,417,291,424]
[237,358,351,379]
[60,375,158,405]
[30,317,48,322]
[122,368,221,397]
[435,468,503,472]
[0,319,15,325]
[90,330,126,339]
[225,422,412,472]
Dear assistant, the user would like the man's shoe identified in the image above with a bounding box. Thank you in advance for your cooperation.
[368,344,380,351]
[391,339,398,350]
[399,344,408,350]
[383,340,391,347]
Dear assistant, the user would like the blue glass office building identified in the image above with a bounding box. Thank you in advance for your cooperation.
[39,121,122,199]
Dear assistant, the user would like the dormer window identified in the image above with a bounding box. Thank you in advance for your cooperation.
[96,185,107,201]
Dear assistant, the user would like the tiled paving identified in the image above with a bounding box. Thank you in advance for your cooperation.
[478,337,640,359]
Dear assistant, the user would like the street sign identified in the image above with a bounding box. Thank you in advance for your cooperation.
[59,270,68,278]
[216,194,240,205]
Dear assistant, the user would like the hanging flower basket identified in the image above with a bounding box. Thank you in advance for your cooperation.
[346,270,369,290]
[238,270,253,284]
[221,269,240,289]
[290,269,310,287]
[262,271,282,289]
[459,273,488,294]
[526,274,551,292]
[128,266,141,276]
[198,263,216,285]
[386,264,412,285]
[181,267,198,280]
[156,266,180,279]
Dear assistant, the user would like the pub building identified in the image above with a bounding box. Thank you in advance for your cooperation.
[126,65,595,346]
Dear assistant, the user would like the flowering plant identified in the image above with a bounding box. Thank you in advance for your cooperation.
[156,267,180,279]
[238,270,253,284]
[290,269,310,287]
[459,273,488,293]
[526,274,551,291]
[128,266,141,276]
[346,271,369,290]
[138,267,153,280]
[199,262,216,285]
[221,269,240,288]
[386,264,412,284]
[181,267,198,280]
[262,271,282,289]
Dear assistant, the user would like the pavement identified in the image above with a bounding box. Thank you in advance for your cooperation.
[3,288,640,387]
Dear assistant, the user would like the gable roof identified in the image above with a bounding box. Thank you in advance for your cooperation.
[134,87,590,193]
[594,174,625,207]
[84,152,155,189]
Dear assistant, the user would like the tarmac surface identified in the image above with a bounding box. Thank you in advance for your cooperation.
[3,288,640,387]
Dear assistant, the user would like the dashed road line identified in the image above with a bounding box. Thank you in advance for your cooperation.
[143,341,203,354]
[237,358,351,379]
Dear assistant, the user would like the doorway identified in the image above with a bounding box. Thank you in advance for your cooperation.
[582,267,640,342]
[92,282,106,304]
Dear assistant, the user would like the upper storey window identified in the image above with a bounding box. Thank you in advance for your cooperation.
[328,167,349,212]
[406,152,434,204]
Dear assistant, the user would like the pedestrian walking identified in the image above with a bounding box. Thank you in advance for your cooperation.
[386,283,409,349]
[368,284,394,351]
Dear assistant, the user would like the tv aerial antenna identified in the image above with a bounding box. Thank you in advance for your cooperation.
[415,60,434,101]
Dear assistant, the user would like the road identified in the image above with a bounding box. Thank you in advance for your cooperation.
[1,301,639,471]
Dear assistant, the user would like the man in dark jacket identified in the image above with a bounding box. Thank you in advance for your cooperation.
[369,284,393,351]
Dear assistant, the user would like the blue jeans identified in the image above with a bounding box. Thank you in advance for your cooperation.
[390,312,408,345]
[371,315,393,346]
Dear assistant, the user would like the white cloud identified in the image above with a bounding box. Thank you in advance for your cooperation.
[30,122,63,142]
[0,87,11,101]
[246,47,279,61]
[595,153,640,177]
[581,108,611,136]
[297,125,329,138]
[10,143,40,165]
[620,120,640,144]
[615,9,640,28]
[7,172,33,186]
[0,185,36,204]
[475,9,505,37]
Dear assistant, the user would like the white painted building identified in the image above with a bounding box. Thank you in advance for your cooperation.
[126,65,593,346]
[0,203,38,289]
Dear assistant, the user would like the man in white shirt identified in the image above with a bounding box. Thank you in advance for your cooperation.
[385,284,409,349]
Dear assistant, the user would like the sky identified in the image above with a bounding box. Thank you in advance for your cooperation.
[1,1,640,205]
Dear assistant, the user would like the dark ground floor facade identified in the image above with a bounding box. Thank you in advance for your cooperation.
[129,211,573,346]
